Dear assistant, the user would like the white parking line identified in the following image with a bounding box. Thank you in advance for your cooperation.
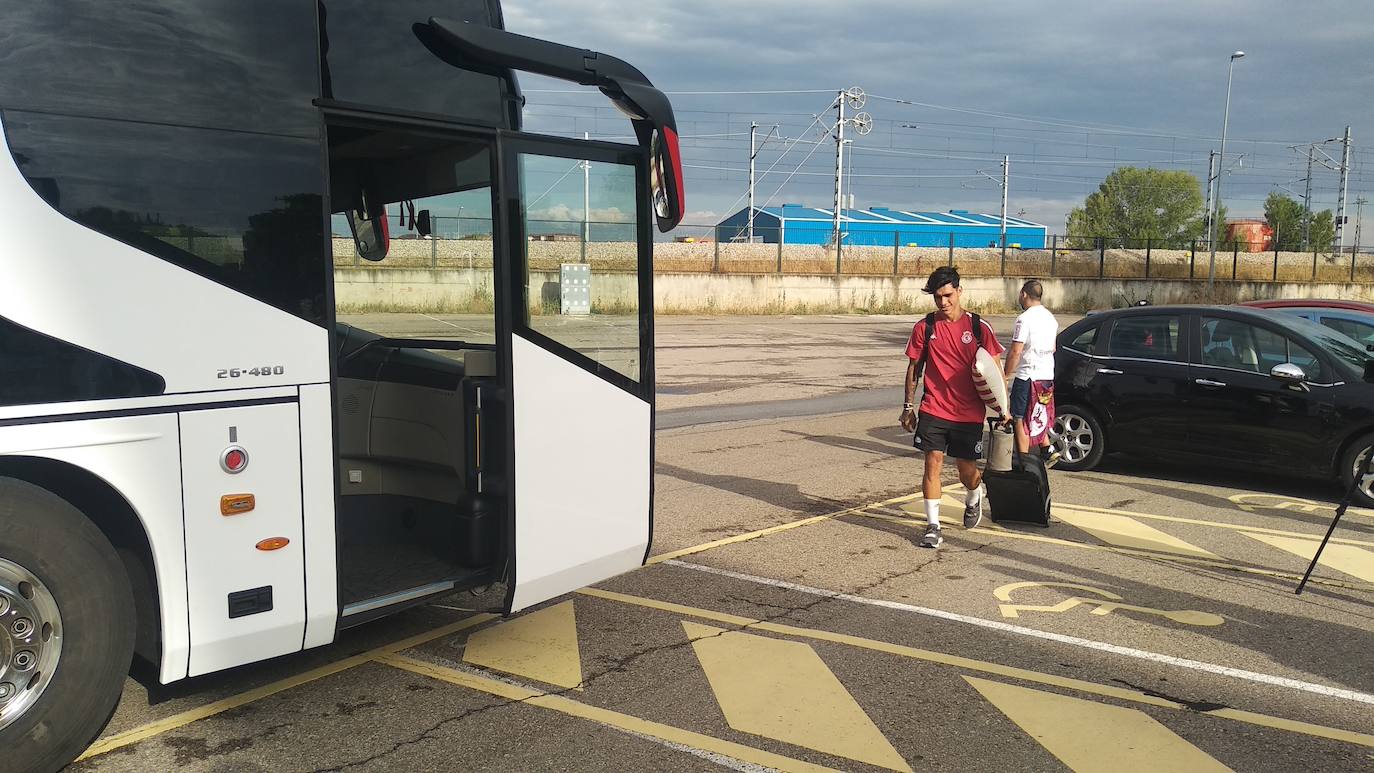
[666,560,1374,707]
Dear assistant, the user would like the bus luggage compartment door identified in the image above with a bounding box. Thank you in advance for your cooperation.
[179,402,305,675]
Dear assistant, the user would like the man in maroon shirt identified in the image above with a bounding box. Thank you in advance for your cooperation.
[899,266,1005,548]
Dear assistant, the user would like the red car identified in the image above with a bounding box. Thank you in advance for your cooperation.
[1239,299,1374,350]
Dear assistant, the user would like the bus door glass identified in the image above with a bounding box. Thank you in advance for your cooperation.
[501,136,652,612]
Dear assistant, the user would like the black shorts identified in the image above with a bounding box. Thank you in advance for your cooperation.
[913,412,984,460]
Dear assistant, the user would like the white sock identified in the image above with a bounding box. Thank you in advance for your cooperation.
[924,499,941,527]
[965,485,983,506]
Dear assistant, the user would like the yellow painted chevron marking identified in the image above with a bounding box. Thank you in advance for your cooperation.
[582,587,1374,749]
[966,677,1233,772]
[682,621,912,773]
[1060,503,1374,547]
[1243,533,1374,584]
[464,600,583,689]
[1052,508,1218,558]
[859,509,1373,592]
[379,653,840,773]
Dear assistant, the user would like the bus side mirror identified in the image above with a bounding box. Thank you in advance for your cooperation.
[649,128,684,233]
[416,209,433,238]
[347,192,389,261]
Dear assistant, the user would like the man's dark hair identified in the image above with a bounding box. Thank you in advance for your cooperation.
[923,266,961,294]
[1020,279,1043,300]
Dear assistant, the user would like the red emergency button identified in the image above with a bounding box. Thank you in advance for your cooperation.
[220,445,249,474]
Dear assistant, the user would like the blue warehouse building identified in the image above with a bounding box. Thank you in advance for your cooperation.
[716,205,1048,248]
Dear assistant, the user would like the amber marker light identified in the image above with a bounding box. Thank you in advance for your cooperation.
[255,537,290,551]
[220,494,256,515]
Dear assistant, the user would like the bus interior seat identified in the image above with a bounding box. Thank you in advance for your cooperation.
[333,323,494,504]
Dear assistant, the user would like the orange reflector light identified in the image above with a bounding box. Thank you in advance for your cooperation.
[220,494,256,516]
[255,537,290,551]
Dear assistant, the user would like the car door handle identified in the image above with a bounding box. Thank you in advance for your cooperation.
[1194,378,1226,388]
[1096,367,1123,375]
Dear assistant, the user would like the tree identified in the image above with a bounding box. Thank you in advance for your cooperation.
[1310,209,1335,251]
[1065,167,1206,249]
[1264,192,1335,251]
[1265,192,1305,250]
[1209,204,1230,249]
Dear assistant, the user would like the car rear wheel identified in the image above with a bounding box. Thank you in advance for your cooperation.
[1052,405,1105,471]
[1341,433,1374,509]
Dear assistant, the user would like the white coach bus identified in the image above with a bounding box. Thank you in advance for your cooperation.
[0,2,685,768]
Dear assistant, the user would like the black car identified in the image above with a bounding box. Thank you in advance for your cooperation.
[1052,305,1374,506]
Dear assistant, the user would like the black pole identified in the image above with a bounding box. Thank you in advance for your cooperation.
[1297,447,1374,594]
[1050,234,1058,276]
[1144,238,1151,279]
[1098,237,1105,278]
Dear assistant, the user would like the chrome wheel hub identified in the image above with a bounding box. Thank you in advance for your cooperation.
[1355,446,1374,502]
[1052,413,1095,464]
[0,558,61,732]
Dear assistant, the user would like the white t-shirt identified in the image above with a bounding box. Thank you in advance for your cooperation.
[1012,304,1059,381]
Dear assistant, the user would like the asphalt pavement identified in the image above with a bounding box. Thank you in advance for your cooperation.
[75,314,1374,772]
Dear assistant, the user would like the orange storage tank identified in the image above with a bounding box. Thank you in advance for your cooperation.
[1225,219,1273,252]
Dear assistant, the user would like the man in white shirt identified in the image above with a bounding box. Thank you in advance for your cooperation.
[1002,279,1060,463]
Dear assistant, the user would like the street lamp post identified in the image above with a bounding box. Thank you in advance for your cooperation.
[1209,50,1245,288]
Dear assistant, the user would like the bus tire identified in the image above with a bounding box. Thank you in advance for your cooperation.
[0,477,135,773]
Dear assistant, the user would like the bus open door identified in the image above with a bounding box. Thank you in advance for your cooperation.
[426,19,684,612]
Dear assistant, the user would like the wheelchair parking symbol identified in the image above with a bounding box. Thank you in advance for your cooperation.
[993,582,1224,627]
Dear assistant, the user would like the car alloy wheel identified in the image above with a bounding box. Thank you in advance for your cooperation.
[1053,412,1095,465]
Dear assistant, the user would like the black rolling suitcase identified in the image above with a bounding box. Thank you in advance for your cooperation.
[983,423,1052,526]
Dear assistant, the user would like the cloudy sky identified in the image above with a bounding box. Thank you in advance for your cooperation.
[502,0,1374,237]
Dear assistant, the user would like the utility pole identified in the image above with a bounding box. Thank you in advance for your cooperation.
[1356,196,1368,254]
[1000,155,1009,248]
[747,122,757,242]
[1336,126,1352,253]
[1209,50,1245,288]
[832,91,846,249]
[1203,150,1216,245]
[582,131,591,250]
[1302,145,1314,250]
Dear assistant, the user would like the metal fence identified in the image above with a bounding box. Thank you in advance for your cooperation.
[663,224,1374,283]
[332,217,1374,284]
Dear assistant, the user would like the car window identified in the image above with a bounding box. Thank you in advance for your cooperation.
[1319,316,1374,348]
[1286,339,1324,381]
[1283,315,1373,377]
[1068,324,1100,354]
[1202,316,1327,380]
[1107,315,1182,362]
[1200,317,1283,373]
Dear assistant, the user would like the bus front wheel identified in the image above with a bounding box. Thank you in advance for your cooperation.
[0,477,135,772]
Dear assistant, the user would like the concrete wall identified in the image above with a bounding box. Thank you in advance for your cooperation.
[334,267,1374,315]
